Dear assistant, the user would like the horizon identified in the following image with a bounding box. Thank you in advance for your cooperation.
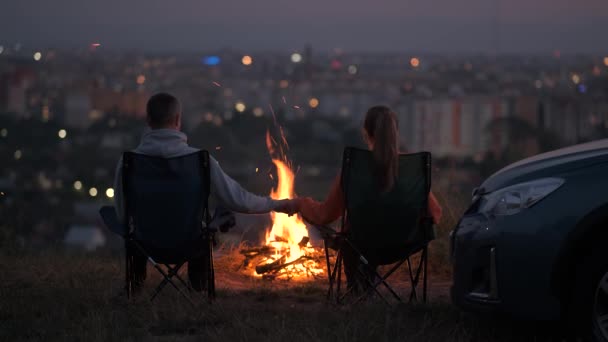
[1,0,608,55]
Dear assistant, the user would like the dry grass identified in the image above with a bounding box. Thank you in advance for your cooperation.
[0,250,565,342]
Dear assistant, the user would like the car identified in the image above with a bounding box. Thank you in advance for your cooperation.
[450,139,608,341]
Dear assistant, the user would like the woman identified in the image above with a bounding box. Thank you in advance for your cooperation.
[296,105,442,291]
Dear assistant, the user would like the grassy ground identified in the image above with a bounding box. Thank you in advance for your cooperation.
[0,250,567,342]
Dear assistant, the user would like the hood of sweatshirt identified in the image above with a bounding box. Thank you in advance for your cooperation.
[134,128,199,158]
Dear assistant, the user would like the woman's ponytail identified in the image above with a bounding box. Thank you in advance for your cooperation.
[364,106,399,192]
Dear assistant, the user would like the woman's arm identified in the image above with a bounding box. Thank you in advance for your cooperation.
[298,173,344,225]
[428,191,443,224]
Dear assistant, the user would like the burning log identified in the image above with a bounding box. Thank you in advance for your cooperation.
[240,246,276,257]
[255,255,315,275]
[298,236,309,248]
[255,255,286,274]
[272,235,288,243]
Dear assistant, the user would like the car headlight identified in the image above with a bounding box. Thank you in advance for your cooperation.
[478,178,564,216]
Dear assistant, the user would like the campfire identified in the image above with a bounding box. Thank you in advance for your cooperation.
[240,130,325,280]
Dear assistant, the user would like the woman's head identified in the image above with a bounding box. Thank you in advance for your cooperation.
[363,106,399,191]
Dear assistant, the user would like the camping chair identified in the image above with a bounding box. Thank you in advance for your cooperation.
[100,150,216,304]
[315,147,435,305]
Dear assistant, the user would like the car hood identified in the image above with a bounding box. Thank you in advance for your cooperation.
[477,139,608,194]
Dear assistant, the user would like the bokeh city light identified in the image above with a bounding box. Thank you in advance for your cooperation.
[308,98,319,108]
[242,55,253,66]
[410,57,420,68]
[290,53,302,63]
[73,181,83,191]
[235,101,246,113]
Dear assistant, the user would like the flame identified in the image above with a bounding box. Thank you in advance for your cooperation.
[254,130,324,279]
[265,158,308,263]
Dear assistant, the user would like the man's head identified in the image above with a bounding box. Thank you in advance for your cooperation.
[146,93,182,130]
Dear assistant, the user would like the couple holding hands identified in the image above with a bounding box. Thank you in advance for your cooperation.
[113,93,442,291]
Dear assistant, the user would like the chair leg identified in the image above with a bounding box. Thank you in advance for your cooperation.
[150,264,187,301]
[150,275,169,302]
[324,239,333,301]
[423,246,428,303]
[336,252,343,304]
[173,273,190,291]
[125,242,132,299]
[406,258,418,302]
[408,250,426,303]
[374,274,402,303]
[207,236,216,302]
[148,258,195,305]
[347,266,391,305]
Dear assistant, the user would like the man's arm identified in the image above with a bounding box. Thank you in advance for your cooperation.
[209,156,280,214]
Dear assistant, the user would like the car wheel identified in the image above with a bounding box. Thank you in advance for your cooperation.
[573,240,608,342]
[594,270,608,341]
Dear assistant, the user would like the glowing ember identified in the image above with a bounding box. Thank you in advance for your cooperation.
[250,131,324,280]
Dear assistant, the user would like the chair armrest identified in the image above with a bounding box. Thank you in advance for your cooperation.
[208,206,236,233]
[421,217,436,241]
[99,206,125,236]
[312,224,339,237]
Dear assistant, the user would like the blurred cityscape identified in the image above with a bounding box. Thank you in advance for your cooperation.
[1,43,608,249]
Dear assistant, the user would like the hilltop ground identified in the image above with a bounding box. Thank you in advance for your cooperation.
[0,249,568,342]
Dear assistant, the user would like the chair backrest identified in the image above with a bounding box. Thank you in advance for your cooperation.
[341,147,432,252]
[123,151,210,250]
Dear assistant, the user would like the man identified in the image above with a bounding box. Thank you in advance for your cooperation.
[113,92,296,291]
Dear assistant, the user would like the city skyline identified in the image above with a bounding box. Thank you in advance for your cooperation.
[1,0,608,54]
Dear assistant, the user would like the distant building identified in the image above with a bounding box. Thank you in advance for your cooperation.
[65,90,92,129]
[5,67,36,116]
[399,96,508,158]
[90,88,148,118]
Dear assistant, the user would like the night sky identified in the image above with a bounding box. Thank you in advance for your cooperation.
[1,0,607,53]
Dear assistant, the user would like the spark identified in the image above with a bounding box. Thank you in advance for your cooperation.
[269,174,274,180]
[279,126,290,150]
[91,43,101,47]
[212,81,222,87]
[268,103,277,125]
[293,106,300,109]
[215,146,222,150]
[282,97,287,104]
[256,167,259,173]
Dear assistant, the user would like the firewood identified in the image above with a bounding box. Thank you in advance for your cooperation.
[240,246,275,257]
[272,235,288,243]
[255,255,314,275]
[298,236,310,247]
[255,255,286,274]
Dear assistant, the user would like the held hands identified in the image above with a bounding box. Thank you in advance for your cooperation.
[274,198,301,216]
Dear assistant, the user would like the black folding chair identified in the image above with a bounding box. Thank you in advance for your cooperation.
[316,147,435,305]
[100,150,216,304]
